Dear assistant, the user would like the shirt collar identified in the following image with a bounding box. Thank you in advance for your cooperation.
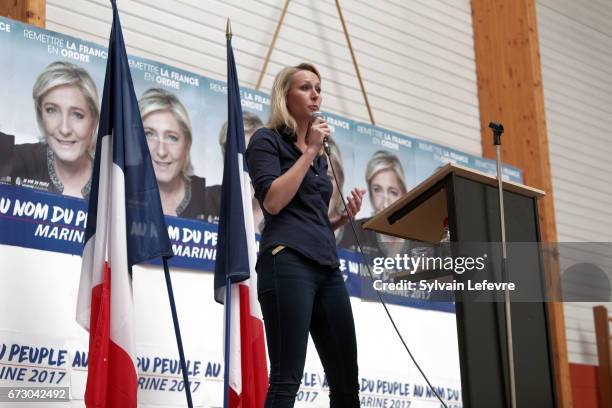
[275,125,324,170]
[276,125,297,142]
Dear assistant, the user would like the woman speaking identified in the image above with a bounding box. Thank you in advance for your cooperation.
[246,63,365,407]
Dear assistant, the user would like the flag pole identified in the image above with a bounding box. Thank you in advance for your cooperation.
[222,21,234,408]
[223,276,232,408]
[162,256,194,408]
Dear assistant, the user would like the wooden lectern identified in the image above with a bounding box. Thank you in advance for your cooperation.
[363,163,556,408]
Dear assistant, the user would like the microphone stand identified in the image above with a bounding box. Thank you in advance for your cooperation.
[490,121,517,408]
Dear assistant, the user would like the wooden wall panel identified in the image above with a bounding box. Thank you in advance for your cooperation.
[471,0,572,406]
[0,0,45,28]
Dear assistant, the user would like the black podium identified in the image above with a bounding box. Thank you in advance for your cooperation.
[363,163,556,408]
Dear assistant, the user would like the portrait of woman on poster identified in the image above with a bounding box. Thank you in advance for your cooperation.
[138,87,207,220]
[344,150,410,257]
[367,150,407,215]
[204,111,265,228]
[1,61,99,198]
[246,62,365,407]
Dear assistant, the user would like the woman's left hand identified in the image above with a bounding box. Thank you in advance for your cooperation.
[331,188,366,230]
[345,188,366,218]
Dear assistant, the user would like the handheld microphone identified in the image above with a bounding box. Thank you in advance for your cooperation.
[310,111,331,155]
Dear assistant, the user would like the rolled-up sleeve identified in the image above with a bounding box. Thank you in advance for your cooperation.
[246,130,280,206]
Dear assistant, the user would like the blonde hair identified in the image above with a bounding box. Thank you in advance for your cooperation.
[327,138,345,215]
[365,150,407,196]
[218,111,264,156]
[33,61,100,153]
[138,88,194,175]
[267,62,321,133]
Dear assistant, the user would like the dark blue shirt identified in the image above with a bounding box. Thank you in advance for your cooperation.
[246,126,339,268]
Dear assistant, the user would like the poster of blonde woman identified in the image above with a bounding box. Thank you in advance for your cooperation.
[1,61,99,198]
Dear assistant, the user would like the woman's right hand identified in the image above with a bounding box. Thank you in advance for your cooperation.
[305,118,330,154]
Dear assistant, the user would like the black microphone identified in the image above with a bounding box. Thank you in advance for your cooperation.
[489,121,504,146]
[310,111,330,155]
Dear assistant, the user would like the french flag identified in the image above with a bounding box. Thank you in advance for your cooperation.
[76,1,173,406]
[213,23,268,408]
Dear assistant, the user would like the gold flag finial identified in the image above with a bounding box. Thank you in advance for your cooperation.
[226,18,232,40]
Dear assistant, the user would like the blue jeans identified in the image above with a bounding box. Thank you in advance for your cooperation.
[256,247,360,408]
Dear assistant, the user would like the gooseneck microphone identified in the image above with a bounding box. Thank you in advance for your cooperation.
[309,111,331,155]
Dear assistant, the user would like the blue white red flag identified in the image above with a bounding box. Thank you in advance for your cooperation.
[213,31,268,407]
[76,1,173,406]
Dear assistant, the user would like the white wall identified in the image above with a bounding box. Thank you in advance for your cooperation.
[536,0,612,365]
[46,0,482,155]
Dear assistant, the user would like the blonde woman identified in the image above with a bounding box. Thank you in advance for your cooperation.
[204,111,265,227]
[246,63,365,407]
[366,150,407,215]
[355,150,409,257]
[139,88,207,219]
[5,61,99,198]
